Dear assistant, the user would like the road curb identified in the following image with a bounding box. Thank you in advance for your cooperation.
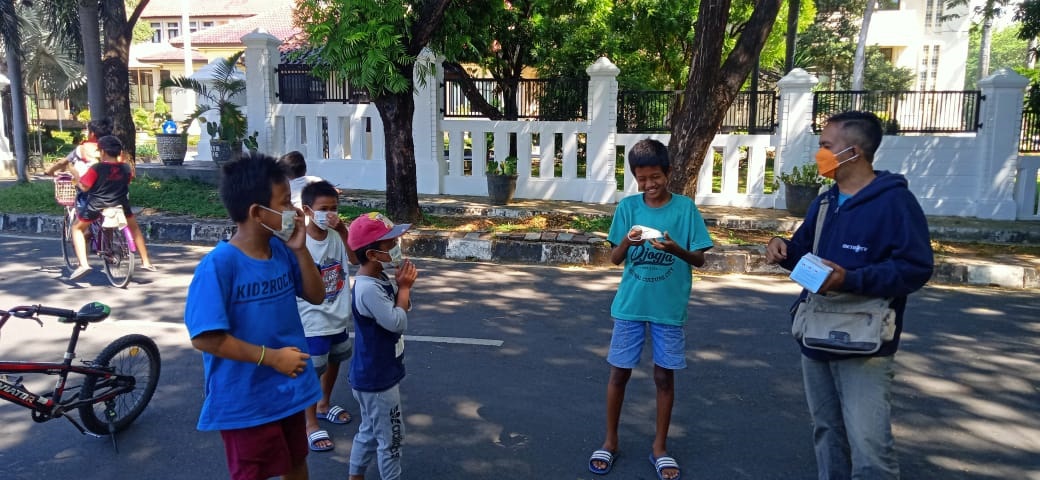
[3,212,1035,290]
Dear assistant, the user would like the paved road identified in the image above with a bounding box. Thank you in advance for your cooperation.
[0,234,1037,479]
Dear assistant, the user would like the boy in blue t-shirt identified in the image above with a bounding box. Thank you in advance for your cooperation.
[184,153,326,480]
[345,212,416,480]
[588,139,713,480]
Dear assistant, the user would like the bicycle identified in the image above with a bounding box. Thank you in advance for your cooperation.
[0,302,160,450]
[55,175,137,287]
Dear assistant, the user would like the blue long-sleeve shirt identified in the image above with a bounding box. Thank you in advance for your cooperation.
[780,171,934,360]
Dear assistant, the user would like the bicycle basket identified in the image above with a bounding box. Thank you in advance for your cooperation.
[54,176,77,206]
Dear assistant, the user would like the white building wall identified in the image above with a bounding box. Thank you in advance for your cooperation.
[867,0,971,90]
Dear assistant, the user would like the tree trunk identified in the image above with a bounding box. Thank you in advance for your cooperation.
[851,0,875,90]
[978,14,994,80]
[442,61,505,120]
[79,0,105,120]
[374,93,423,224]
[784,0,800,73]
[101,0,136,161]
[6,42,30,183]
[667,0,782,197]
[1028,37,1037,69]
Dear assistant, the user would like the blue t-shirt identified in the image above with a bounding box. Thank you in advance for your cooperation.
[184,239,322,431]
[608,193,714,326]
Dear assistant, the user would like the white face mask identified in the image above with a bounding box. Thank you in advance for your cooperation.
[259,205,295,242]
[307,208,330,231]
[374,243,404,268]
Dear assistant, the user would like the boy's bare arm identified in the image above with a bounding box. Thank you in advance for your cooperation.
[610,227,644,265]
[191,331,310,377]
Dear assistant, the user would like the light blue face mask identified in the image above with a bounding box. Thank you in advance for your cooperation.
[374,243,403,268]
[259,205,295,242]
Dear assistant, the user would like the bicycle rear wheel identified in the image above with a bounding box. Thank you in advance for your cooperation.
[78,334,160,435]
[60,209,75,270]
[102,227,134,288]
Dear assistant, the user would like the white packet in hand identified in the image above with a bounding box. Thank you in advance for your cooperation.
[628,225,663,242]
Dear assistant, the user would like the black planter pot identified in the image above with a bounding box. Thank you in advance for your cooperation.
[155,133,187,166]
[210,140,234,166]
[486,174,518,205]
[784,183,822,217]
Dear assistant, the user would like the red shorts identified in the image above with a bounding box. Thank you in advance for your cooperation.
[219,411,309,480]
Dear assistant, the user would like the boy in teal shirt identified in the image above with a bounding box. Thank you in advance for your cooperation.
[589,139,713,480]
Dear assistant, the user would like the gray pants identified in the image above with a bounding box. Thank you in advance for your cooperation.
[349,385,404,479]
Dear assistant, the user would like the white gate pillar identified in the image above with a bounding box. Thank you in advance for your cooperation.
[775,69,820,210]
[976,68,1029,220]
[0,74,13,177]
[242,29,282,158]
[584,57,621,203]
[413,48,443,194]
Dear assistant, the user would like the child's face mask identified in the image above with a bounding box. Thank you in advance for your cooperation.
[373,243,403,268]
[259,205,296,242]
[306,207,330,231]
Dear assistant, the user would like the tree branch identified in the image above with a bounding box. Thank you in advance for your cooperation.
[442,61,505,120]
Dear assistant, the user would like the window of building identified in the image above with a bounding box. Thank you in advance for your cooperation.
[924,0,934,28]
[877,0,899,10]
[167,22,180,40]
[189,21,198,33]
[920,46,931,90]
[880,47,894,63]
[130,71,155,108]
[202,21,215,28]
[151,22,162,43]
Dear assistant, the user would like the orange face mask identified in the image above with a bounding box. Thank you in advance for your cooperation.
[814,146,858,179]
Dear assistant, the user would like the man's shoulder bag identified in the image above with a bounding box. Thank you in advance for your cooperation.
[790,196,896,355]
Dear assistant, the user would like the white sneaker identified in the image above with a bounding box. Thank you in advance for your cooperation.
[69,265,92,281]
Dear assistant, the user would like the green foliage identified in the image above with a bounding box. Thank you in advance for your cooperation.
[153,97,171,119]
[243,131,259,152]
[779,163,832,187]
[136,142,158,158]
[966,24,1029,89]
[487,155,518,176]
[0,181,66,215]
[160,52,247,146]
[293,0,416,98]
[864,47,914,91]
[570,215,612,233]
[132,107,153,133]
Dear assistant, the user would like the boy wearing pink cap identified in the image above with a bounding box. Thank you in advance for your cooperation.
[345,212,417,480]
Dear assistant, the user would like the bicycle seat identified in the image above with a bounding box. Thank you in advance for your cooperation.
[61,302,110,324]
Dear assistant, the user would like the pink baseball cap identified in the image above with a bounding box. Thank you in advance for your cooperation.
[347,212,411,251]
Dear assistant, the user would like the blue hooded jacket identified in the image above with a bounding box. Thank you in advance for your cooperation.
[780,171,934,360]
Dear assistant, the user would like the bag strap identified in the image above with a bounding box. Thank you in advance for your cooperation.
[812,196,829,255]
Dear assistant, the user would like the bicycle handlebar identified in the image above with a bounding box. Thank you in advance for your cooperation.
[0,303,110,329]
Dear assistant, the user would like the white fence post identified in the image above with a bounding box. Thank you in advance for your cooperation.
[584,57,620,203]
[242,29,281,157]
[976,68,1029,220]
[775,68,819,211]
[413,48,443,194]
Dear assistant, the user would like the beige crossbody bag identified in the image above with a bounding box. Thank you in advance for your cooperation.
[790,197,896,355]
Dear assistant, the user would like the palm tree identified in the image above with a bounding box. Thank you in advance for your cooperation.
[1,0,32,182]
[161,52,248,152]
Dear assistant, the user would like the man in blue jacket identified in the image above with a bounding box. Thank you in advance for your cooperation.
[765,111,933,479]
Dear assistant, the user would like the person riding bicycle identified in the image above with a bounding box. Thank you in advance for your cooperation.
[68,135,156,281]
[46,118,112,179]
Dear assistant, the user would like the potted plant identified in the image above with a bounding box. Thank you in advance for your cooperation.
[779,163,832,217]
[486,155,518,205]
[243,131,259,157]
[160,52,247,166]
[155,119,188,166]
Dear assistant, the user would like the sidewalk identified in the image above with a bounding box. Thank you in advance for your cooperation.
[2,174,1038,289]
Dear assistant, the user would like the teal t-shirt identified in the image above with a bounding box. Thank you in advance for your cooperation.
[608,193,714,326]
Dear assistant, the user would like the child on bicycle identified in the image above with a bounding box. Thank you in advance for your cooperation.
[297,180,359,452]
[68,135,156,281]
[46,118,111,179]
[184,153,326,480]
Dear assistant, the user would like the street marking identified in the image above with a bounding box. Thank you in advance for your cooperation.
[404,335,503,347]
[104,321,504,347]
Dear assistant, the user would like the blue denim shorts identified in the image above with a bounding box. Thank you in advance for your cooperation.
[606,319,687,370]
[306,330,352,376]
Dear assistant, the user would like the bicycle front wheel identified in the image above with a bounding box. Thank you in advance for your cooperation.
[78,334,161,435]
[102,227,134,288]
[60,209,75,270]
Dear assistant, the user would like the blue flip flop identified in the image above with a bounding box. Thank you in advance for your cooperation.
[317,405,352,425]
[649,453,681,480]
[308,430,334,452]
[589,449,618,475]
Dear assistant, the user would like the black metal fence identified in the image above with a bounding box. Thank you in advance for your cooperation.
[276,63,370,104]
[1021,109,1040,153]
[442,78,587,121]
[812,90,982,134]
[616,90,777,134]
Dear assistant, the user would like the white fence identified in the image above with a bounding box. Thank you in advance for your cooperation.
[241,32,1037,220]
